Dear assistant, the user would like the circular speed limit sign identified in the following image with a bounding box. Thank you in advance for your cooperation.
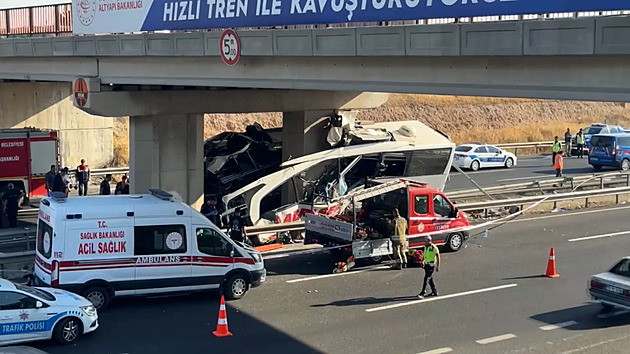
[220,29,241,66]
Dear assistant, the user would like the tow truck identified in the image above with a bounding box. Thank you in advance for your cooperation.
[303,179,470,264]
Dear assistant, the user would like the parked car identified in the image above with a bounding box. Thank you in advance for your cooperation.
[453,143,517,171]
[0,279,98,346]
[572,124,628,155]
[588,133,630,171]
[588,256,630,310]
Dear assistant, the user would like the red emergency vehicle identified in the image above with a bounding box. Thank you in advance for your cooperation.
[304,179,470,262]
[0,129,60,204]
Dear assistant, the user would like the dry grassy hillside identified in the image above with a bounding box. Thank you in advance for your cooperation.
[111,94,630,166]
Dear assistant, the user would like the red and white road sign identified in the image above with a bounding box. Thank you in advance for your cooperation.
[220,29,241,66]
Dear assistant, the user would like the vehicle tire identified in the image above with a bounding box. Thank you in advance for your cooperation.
[370,255,383,264]
[593,164,602,171]
[53,317,83,345]
[622,159,630,171]
[470,160,480,171]
[445,233,464,252]
[504,157,514,169]
[82,286,111,311]
[224,273,249,300]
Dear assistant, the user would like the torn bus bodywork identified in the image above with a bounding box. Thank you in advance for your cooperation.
[220,120,455,245]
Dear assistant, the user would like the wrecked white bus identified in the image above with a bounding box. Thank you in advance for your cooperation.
[221,120,455,245]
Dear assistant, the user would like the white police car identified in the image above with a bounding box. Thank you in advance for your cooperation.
[453,143,517,171]
[0,279,98,346]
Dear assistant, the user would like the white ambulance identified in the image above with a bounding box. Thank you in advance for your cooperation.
[32,190,266,311]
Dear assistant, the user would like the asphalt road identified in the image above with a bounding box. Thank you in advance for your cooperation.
[25,204,630,354]
[446,154,596,191]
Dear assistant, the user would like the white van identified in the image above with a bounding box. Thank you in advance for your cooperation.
[32,189,266,310]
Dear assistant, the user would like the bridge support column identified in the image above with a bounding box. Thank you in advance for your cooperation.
[129,113,203,210]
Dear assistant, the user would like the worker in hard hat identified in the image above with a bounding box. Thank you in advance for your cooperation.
[417,235,440,299]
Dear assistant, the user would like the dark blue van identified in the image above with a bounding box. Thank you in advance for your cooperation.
[588,133,630,171]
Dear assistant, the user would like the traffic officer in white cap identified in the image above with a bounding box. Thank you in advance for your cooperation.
[418,235,440,299]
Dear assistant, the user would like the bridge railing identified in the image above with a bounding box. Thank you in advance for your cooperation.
[0,3,72,37]
[1,2,630,38]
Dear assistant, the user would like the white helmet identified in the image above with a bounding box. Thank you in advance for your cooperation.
[425,235,432,242]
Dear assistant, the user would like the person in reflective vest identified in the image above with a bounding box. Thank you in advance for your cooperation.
[417,235,440,299]
[554,151,564,177]
[575,128,585,159]
[552,136,562,166]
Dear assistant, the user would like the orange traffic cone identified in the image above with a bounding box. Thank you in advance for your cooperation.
[213,295,233,337]
[544,247,559,278]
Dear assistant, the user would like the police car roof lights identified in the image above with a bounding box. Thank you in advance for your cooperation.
[149,189,174,201]
[49,192,68,203]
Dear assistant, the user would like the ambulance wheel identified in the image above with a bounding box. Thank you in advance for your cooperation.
[82,286,111,311]
[446,233,464,252]
[470,160,480,171]
[53,317,83,345]
[224,274,249,300]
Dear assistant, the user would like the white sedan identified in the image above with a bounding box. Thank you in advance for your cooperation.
[0,279,98,346]
[453,144,517,171]
[588,257,630,310]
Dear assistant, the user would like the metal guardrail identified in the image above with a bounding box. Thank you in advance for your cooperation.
[448,171,630,200]
[456,185,630,214]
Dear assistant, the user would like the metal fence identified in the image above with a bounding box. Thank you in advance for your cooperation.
[1,4,630,38]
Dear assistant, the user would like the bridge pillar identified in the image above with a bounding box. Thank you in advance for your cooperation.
[129,113,204,210]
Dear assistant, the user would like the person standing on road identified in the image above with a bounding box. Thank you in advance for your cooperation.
[555,151,564,177]
[76,159,90,196]
[552,136,562,166]
[575,128,585,159]
[115,175,129,195]
[2,184,22,228]
[228,209,245,243]
[418,235,440,299]
[564,128,572,156]
[45,165,56,196]
[61,168,71,195]
[200,197,219,225]
[100,174,112,195]
[391,208,408,270]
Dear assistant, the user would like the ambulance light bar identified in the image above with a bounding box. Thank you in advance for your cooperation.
[49,192,68,203]
[149,189,174,201]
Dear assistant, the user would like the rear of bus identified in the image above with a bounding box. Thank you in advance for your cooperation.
[33,196,63,288]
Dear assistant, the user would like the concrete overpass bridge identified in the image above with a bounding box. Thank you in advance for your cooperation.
[2,0,630,207]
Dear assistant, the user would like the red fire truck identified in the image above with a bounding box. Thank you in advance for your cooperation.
[0,129,60,205]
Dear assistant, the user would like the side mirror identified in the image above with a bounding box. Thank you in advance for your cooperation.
[36,301,43,309]
[229,244,235,258]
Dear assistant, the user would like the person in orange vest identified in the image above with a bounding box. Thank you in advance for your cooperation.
[554,151,564,177]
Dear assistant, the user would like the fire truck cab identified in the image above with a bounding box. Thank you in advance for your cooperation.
[0,129,59,205]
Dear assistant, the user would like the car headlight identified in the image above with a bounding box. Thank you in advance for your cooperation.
[249,252,263,263]
[81,305,97,317]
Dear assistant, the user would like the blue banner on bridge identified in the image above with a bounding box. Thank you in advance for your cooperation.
[72,0,630,34]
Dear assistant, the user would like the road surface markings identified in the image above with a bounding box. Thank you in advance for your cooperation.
[475,333,517,345]
[568,230,630,242]
[597,310,629,319]
[286,266,390,283]
[505,205,630,224]
[416,348,453,354]
[365,283,518,312]
[561,333,630,354]
[539,321,577,331]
